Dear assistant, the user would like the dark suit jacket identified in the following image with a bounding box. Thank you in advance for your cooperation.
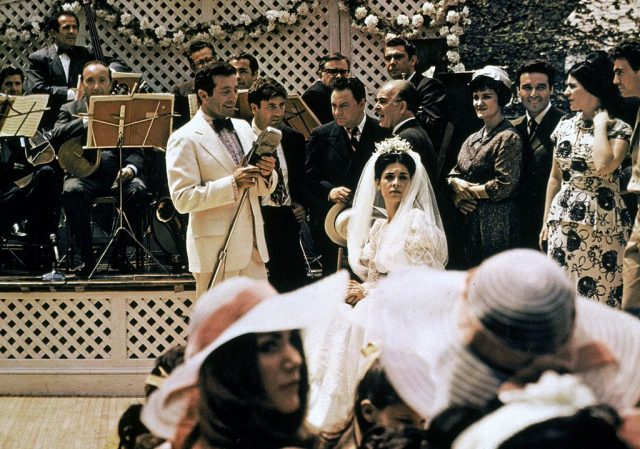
[27,44,95,130]
[51,97,144,178]
[280,125,311,208]
[410,72,449,152]
[512,105,565,249]
[305,115,390,218]
[395,118,438,183]
[302,80,333,125]
[172,80,195,130]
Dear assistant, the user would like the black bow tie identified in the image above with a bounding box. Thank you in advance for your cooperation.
[58,47,77,58]
[212,117,234,133]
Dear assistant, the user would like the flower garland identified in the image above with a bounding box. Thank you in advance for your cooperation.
[341,0,469,71]
[0,0,319,50]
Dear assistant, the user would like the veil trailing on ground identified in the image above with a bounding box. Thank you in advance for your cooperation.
[347,137,448,281]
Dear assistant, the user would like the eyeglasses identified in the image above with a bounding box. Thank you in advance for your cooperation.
[323,68,349,76]
[193,57,215,69]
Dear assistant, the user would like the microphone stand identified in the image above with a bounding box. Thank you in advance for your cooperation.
[42,233,65,282]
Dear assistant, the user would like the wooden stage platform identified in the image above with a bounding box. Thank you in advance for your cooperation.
[0,272,195,397]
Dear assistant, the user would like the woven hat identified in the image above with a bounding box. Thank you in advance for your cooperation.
[142,271,349,440]
[375,249,640,420]
[471,65,512,89]
[324,203,353,247]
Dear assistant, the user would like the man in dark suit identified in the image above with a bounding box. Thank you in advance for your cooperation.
[50,61,149,276]
[306,77,390,275]
[172,40,218,129]
[230,52,259,90]
[302,53,350,125]
[384,37,449,153]
[27,10,95,130]
[375,80,438,183]
[248,77,309,291]
[511,60,564,249]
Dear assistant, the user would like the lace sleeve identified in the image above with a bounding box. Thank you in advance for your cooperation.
[403,209,447,269]
[361,219,384,283]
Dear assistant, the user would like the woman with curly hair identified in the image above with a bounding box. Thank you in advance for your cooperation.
[540,52,633,307]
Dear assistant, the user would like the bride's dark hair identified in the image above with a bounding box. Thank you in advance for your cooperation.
[374,152,416,180]
[194,331,309,449]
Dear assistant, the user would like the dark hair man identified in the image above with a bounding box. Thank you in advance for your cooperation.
[302,52,350,125]
[305,77,390,275]
[248,77,310,291]
[383,37,450,158]
[0,65,25,95]
[229,52,260,89]
[511,60,565,250]
[611,41,640,313]
[166,62,277,298]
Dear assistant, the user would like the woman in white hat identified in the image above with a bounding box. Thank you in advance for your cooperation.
[447,65,523,267]
[345,135,447,305]
[141,273,347,449]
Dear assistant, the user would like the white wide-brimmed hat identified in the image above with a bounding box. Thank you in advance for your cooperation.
[374,249,640,420]
[324,203,353,247]
[142,271,349,440]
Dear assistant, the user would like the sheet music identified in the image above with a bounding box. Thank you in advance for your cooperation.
[0,94,49,137]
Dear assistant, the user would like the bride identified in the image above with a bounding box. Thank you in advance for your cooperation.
[345,136,448,305]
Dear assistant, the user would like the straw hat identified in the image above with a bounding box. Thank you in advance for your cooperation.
[324,203,353,247]
[142,271,349,440]
[375,249,640,420]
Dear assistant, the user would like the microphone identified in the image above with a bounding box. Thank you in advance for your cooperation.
[246,126,282,166]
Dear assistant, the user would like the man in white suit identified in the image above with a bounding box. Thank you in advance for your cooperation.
[166,62,276,298]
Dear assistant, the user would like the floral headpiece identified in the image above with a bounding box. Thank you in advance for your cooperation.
[374,136,413,155]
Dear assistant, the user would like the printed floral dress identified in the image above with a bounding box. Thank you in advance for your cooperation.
[546,114,632,307]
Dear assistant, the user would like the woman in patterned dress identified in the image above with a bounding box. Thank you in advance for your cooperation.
[447,66,523,267]
[345,136,448,305]
[540,52,632,308]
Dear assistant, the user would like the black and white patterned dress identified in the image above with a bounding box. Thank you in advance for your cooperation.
[546,114,632,308]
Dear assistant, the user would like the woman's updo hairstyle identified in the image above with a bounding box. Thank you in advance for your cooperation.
[374,151,416,180]
[568,51,623,116]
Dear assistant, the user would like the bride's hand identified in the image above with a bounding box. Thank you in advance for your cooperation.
[346,280,366,306]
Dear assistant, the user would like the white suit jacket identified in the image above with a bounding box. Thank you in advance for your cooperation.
[166,109,276,273]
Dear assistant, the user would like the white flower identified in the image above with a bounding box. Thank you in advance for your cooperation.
[278,12,291,24]
[422,2,436,17]
[160,37,172,48]
[106,0,117,5]
[117,26,133,37]
[375,136,413,155]
[62,2,81,13]
[121,13,133,26]
[249,30,262,38]
[464,17,471,26]
[95,10,108,19]
[105,14,117,24]
[5,27,19,41]
[238,14,252,26]
[450,23,464,36]
[461,6,470,18]
[140,17,154,30]
[452,62,466,72]
[446,10,460,24]
[266,10,278,22]
[143,37,155,47]
[155,26,167,39]
[267,22,276,32]
[30,21,41,33]
[446,33,459,47]
[172,30,185,44]
[232,30,245,40]
[129,35,142,46]
[446,50,460,64]
[438,26,449,37]
[20,30,31,41]
[434,8,446,25]
[297,3,310,15]
[412,14,424,28]
[287,13,298,25]
[364,14,379,28]
[385,33,398,41]
[355,7,368,20]
[208,25,225,38]
[396,14,410,26]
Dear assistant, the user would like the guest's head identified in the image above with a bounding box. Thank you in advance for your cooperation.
[611,41,640,98]
[248,77,288,129]
[81,61,111,98]
[0,65,24,95]
[355,360,423,438]
[331,77,366,128]
[469,66,512,125]
[374,80,418,129]
[144,346,185,398]
[319,53,350,87]
[384,37,418,80]
[186,40,217,73]
[229,52,260,89]
[566,51,622,115]
[195,62,238,118]
[516,60,556,117]
[45,10,79,49]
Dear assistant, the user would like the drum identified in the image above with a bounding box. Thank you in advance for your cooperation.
[149,197,188,273]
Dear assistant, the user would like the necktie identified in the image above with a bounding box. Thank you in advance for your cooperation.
[528,118,538,141]
[271,152,288,206]
[349,127,360,151]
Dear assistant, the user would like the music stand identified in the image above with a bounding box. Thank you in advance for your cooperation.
[283,95,320,139]
[85,93,174,278]
[0,94,49,138]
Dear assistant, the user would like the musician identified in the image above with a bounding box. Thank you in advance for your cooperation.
[166,62,276,299]
[229,52,259,89]
[1,66,24,95]
[172,40,218,129]
[249,77,310,292]
[50,61,150,276]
